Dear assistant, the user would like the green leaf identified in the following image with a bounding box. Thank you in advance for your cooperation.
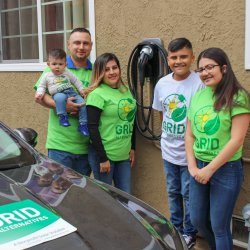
[204,116,220,135]
[172,106,186,122]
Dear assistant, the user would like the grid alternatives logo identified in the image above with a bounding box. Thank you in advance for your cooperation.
[118,98,136,122]
[0,199,76,249]
[163,94,187,122]
[194,106,220,135]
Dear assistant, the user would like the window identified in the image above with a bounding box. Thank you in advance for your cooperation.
[0,127,36,169]
[245,0,250,69]
[0,0,96,71]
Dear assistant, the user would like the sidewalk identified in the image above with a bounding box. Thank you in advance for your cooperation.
[194,237,209,250]
[194,237,244,250]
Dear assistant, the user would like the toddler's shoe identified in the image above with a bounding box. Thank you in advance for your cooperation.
[59,114,70,127]
[78,123,89,136]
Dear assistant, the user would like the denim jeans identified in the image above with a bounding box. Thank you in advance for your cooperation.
[163,160,196,236]
[48,149,91,176]
[88,144,131,193]
[189,159,244,250]
[53,88,87,124]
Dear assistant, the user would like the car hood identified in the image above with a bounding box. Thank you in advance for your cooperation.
[0,157,186,250]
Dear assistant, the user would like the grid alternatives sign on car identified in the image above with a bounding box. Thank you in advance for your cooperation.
[0,199,76,249]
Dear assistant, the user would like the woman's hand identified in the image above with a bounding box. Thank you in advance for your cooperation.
[100,160,111,173]
[129,149,135,167]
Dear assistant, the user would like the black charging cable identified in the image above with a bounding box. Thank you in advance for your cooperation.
[127,41,171,140]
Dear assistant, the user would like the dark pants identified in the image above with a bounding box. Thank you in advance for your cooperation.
[48,149,91,176]
[189,159,244,250]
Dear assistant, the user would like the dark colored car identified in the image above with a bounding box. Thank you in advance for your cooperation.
[0,121,187,250]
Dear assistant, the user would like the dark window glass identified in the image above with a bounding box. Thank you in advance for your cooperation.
[22,36,39,60]
[0,0,18,10]
[20,0,37,7]
[1,10,20,36]
[42,3,64,32]
[2,38,21,60]
[0,0,89,63]
[43,33,64,60]
[42,0,56,2]
[20,7,38,34]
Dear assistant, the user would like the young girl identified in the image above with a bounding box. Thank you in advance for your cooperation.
[185,47,250,250]
[86,53,136,193]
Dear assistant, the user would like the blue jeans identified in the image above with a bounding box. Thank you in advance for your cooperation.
[189,159,244,250]
[88,145,131,193]
[163,160,196,236]
[53,88,87,124]
[48,149,91,176]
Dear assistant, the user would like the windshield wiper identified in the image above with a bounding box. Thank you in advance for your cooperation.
[0,162,27,170]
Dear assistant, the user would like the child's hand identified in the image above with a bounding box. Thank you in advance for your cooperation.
[80,89,87,98]
[35,92,44,101]
[188,165,199,178]
[195,166,214,184]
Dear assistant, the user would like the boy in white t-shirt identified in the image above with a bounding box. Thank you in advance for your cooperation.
[152,38,204,249]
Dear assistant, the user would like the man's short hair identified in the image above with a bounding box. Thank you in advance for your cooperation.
[70,27,91,37]
[168,38,192,52]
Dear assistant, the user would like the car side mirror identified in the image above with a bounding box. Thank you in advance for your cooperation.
[14,128,38,147]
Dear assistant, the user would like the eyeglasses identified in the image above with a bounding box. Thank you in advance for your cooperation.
[195,64,220,74]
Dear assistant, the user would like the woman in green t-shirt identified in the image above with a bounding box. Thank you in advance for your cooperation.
[185,47,250,250]
[86,53,136,193]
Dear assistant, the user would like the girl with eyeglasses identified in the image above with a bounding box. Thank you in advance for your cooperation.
[185,47,250,250]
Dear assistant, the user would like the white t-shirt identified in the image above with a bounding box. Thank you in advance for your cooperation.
[152,71,204,165]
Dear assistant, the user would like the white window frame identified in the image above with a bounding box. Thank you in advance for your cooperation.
[0,0,96,72]
[245,0,250,69]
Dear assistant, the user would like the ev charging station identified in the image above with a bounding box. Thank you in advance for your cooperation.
[127,38,171,140]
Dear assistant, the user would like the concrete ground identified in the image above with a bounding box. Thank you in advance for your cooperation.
[194,237,210,250]
[195,237,244,250]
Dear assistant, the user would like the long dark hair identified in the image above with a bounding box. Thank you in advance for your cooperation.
[197,47,249,111]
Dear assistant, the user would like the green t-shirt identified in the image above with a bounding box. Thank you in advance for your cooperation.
[86,84,136,161]
[34,63,92,154]
[188,87,250,162]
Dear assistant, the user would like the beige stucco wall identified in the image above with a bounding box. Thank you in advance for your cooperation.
[0,0,249,217]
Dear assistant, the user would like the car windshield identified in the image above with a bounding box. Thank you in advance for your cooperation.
[0,127,36,169]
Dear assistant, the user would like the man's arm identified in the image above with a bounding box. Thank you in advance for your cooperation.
[159,111,163,123]
[35,93,55,108]
[35,93,82,114]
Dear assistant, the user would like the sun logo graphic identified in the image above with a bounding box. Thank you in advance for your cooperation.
[194,106,220,135]
[54,76,68,84]
[118,98,136,122]
[163,94,187,122]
